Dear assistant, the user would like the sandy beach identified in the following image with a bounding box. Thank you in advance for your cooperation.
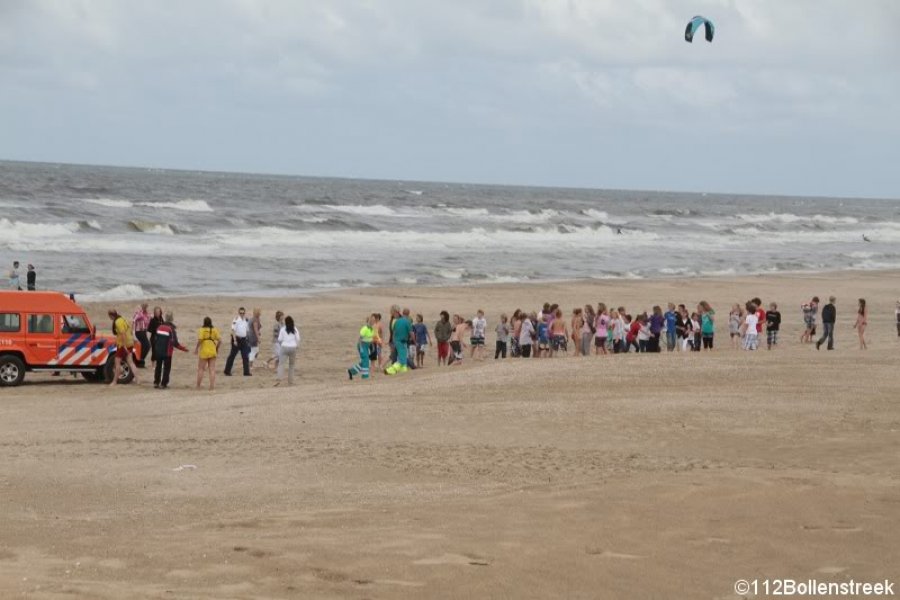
[1,270,899,599]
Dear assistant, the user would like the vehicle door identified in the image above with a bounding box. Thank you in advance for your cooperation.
[24,312,58,366]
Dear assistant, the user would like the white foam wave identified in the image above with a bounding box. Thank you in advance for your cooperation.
[736,212,859,225]
[136,199,213,212]
[0,219,79,245]
[582,209,610,221]
[79,284,150,303]
[320,204,398,217]
[85,198,133,209]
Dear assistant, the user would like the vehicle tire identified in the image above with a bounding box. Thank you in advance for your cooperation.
[103,357,134,384]
[0,355,26,387]
[81,370,104,382]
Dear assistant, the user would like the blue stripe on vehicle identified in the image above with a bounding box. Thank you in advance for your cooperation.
[59,333,81,351]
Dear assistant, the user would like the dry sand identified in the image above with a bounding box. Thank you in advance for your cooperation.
[1,271,899,599]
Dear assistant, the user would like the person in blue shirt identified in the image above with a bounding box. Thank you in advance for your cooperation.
[664,303,678,352]
[537,315,551,358]
[412,314,431,368]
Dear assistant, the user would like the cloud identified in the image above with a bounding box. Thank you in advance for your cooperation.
[0,0,897,196]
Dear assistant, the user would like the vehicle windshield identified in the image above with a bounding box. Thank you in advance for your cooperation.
[62,315,91,334]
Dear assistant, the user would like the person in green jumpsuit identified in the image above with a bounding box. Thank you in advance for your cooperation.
[349,316,375,380]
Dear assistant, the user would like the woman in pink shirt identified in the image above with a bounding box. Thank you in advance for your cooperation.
[594,303,610,355]
[132,303,151,368]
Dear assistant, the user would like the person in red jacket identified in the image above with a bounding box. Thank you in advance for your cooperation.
[153,312,188,389]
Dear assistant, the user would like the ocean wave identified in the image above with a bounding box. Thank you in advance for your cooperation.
[136,199,213,212]
[0,218,79,242]
[77,220,103,231]
[85,198,134,209]
[212,224,660,251]
[79,284,151,303]
[128,220,176,235]
[736,212,859,225]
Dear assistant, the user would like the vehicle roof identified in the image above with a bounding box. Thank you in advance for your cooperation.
[0,291,86,313]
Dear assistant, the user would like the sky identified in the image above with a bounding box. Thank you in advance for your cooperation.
[1,0,898,198]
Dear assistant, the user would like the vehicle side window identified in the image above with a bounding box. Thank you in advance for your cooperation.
[28,314,54,334]
[0,313,20,332]
[62,315,91,334]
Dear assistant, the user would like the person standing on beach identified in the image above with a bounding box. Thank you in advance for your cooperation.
[8,261,21,290]
[153,312,188,389]
[434,311,452,365]
[766,302,781,350]
[742,303,759,351]
[518,312,535,358]
[594,304,610,355]
[224,307,252,376]
[195,317,221,390]
[895,301,900,337]
[348,314,375,380]
[148,306,164,367]
[699,301,715,350]
[108,309,140,386]
[247,308,262,368]
[132,303,150,368]
[816,296,837,350]
[266,311,284,370]
[854,298,868,350]
[275,316,300,385]
[729,304,743,349]
[26,264,36,290]
[470,310,487,361]
[385,309,412,374]
[495,314,510,359]
[664,303,678,352]
[649,305,665,352]
[413,314,431,367]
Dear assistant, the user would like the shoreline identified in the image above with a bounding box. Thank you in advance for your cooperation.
[76,267,900,307]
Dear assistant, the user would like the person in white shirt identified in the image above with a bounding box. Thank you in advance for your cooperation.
[275,315,301,386]
[470,309,487,361]
[742,303,759,351]
[223,307,252,376]
[518,313,536,358]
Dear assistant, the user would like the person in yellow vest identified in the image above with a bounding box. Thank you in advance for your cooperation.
[108,309,140,386]
[195,316,221,390]
[348,314,376,380]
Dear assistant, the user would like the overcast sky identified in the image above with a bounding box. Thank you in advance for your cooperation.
[1,0,898,198]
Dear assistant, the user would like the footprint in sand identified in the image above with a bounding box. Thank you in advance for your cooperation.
[817,566,847,574]
[413,553,489,567]
[584,548,643,559]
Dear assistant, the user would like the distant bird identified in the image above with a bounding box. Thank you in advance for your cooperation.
[862,234,871,242]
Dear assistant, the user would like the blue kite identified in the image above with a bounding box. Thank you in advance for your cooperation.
[685,16,714,43]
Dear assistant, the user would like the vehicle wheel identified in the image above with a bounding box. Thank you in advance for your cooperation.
[0,355,26,387]
[81,370,104,382]
[103,357,134,384]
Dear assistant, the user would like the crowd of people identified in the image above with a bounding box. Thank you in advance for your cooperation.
[100,294,892,389]
[344,296,881,380]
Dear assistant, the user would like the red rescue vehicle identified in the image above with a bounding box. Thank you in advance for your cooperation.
[0,291,137,386]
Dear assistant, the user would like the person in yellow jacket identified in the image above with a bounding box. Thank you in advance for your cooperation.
[348,315,376,380]
[108,308,140,386]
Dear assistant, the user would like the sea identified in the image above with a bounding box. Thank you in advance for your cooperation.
[1,160,898,301]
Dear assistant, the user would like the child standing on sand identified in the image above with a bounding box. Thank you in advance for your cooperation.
[495,314,510,359]
[742,303,759,351]
[518,312,535,358]
[570,308,584,356]
[470,310,487,361]
[766,302,781,350]
[896,301,900,337]
[595,303,610,355]
[854,298,868,350]
[413,314,431,368]
[729,304,743,349]
[801,297,819,344]
[549,308,568,357]
[536,314,551,358]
